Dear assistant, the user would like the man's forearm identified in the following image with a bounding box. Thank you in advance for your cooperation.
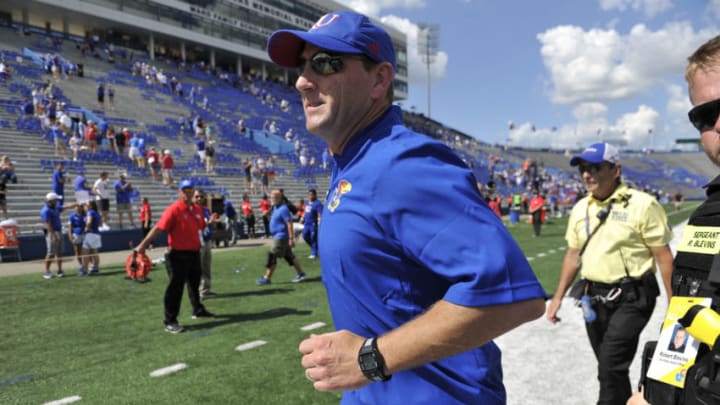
[552,248,581,300]
[378,298,545,375]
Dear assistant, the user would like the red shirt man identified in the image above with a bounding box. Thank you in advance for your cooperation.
[242,199,253,216]
[135,180,212,333]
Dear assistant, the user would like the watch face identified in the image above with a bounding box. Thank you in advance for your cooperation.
[360,351,379,370]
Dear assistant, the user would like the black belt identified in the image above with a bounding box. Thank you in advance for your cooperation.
[587,275,646,294]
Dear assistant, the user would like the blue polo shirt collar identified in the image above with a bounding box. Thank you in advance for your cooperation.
[332,106,401,169]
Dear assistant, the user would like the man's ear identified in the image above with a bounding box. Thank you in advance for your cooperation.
[370,62,394,100]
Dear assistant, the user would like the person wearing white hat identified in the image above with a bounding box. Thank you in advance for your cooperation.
[40,192,76,279]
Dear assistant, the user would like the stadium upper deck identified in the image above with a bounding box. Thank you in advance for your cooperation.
[0,0,408,98]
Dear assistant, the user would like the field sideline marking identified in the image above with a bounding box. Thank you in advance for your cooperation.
[528,245,567,262]
[149,363,188,377]
[0,374,33,386]
[301,322,326,331]
[43,396,82,405]
[235,340,267,351]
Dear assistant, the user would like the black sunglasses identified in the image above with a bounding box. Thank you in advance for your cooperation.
[688,98,720,132]
[299,52,367,76]
[578,163,614,174]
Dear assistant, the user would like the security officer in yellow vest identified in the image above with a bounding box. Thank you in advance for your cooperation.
[546,142,674,405]
[628,35,720,405]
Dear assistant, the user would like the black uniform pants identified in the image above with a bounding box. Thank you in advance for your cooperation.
[585,285,655,405]
[164,250,205,325]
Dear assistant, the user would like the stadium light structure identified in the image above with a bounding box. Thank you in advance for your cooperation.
[417,24,439,119]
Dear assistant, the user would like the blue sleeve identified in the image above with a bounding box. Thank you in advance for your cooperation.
[375,142,546,307]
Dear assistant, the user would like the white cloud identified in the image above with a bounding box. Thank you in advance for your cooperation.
[538,21,713,104]
[599,0,673,17]
[336,0,426,17]
[507,102,662,149]
[665,83,694,136]
[380,15,448,84]
[709,0,720,19]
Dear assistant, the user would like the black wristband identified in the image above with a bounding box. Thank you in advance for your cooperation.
[358,337,391,382]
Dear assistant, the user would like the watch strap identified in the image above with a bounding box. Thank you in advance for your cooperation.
[358,337,391,382]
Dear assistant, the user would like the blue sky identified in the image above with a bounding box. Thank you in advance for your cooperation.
[336,0,719,150]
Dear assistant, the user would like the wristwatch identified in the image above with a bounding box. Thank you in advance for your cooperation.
[358,337,391,382]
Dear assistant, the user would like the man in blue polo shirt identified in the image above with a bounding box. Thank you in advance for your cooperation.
[256,189,306,285]
[114,173,135,228]
[52,162,65,208]
[267,11,546,404]
[41,192,76,279]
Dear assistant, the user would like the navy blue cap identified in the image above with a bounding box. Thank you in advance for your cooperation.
[267,11,396,72]
[570,142,620,166]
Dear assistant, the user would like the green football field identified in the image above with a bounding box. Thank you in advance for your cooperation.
[0,202,697,404]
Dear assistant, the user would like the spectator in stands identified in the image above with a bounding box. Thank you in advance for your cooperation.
[147,146,160,181]
[41,192,77,279]
[161,149,174,186]
[322,147,329,170]
[69,133,82,161]
[240,194,255,239]
[68,203,86,275]
[205,141,216,174]
[267,12,545,401]
[0,156,17,184]
[237,119,246,135]
[139,197,152,248]
[114,126,126,157]
[85,120,98,154]
[128,130,141,167]
[92,171,111,230]
[260,161,269,195]
[243,159,252,191]
[195,134,206,165]
[0,61,8,82]
[267,157,276,186]
[136,134,147,169]
[22,98,33,116]
[50,120,67,158]
[114,173,135,228]
[82,200,102,275]
[58,110,72,136]
[256,189,306,285]
[202,95,209,110]
[194,189,219,299]
[259,193,271,237]
[105,125,116,154]
[97,83,105,109]
[107,85,114,110]
[73,169,91,205]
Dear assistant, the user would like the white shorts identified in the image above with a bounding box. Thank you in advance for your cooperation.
[128,146,139,160]
[198,150,206,161]
[82,233,102,250]
[75,190,90,205]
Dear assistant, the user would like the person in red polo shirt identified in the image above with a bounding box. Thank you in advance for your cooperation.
[135,179,214,333]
